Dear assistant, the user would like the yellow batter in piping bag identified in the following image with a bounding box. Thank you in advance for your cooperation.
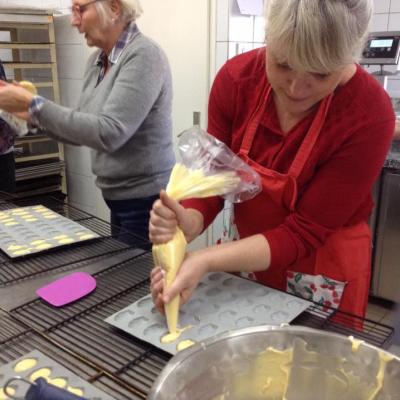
[152,163,240,340]
[153,228,187,337]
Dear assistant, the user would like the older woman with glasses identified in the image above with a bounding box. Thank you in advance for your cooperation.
[150,0,395,321]
[0,0,175,249]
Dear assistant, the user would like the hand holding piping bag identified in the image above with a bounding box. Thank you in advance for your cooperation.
[151,127,261,340]
[152,163,240,340]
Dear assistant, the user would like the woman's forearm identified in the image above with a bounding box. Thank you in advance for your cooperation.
[195,234,271,273]
[185,208,205,242]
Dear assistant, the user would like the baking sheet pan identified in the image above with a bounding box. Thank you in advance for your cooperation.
[105,272,312,355]
[0,205,100,258]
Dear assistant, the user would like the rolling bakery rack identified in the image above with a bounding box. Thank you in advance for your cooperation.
[0,193,395,399]
[0,9,66,197]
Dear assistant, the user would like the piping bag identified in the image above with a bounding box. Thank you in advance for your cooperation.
[152,127,261,338]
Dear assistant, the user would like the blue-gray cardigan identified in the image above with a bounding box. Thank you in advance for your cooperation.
[33,28,174,200]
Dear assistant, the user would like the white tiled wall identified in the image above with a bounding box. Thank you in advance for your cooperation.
[367,0,400,96]
[372,0,400,32]
[213,0,400,98]
[53,1,104,218]
[214,0,265,73]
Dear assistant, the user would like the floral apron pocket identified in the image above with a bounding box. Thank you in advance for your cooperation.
[286,271,346,311]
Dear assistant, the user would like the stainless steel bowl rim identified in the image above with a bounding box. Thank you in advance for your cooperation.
[148,324,400,399]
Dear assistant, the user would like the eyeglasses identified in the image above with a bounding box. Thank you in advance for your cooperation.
[70,0,106,22]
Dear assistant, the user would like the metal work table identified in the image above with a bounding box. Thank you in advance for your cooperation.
[0,194,395,399]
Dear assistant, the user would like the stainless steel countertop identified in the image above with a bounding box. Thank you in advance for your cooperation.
[385,140,400,169]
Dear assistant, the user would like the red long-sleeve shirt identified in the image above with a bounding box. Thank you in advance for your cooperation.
[183,48,394,272]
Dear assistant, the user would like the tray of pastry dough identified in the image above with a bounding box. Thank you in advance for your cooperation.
[0,205,100,258]
[0,349,114,399]
[105,272,312,355]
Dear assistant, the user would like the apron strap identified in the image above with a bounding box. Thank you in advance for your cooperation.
[288,93,333,178]
[239,82,333,180]
[240,84,272,156]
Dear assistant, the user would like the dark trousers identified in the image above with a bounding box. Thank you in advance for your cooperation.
[0,152,15,193]
[105,194,158,250]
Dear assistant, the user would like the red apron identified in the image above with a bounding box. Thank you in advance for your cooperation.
[234,84,371,319]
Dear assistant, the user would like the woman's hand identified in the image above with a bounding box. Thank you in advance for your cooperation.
[149,190,202,244]
[0,81,34,113]
[150,250,210,313]
[150,266,166,314]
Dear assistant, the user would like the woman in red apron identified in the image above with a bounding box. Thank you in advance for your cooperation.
[149,0,394,321]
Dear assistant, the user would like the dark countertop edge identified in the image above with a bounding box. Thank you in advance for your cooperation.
[384,157,400,170]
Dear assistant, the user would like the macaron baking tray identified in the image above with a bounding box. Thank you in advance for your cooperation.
[0,349,114,399]
[0,205,100,258]
[105,272,311,355]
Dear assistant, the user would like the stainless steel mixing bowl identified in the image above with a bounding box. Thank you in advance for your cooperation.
[148,325,400,400]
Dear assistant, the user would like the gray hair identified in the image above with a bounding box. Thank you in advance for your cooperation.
[96,0,143,26]
[265,0,373,73]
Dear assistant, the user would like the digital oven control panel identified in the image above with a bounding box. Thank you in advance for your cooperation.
[361,31,400,65]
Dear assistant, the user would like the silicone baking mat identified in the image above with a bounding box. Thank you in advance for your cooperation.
[0,349,114,399]
[105,272,311,355]
[0,205,100,258]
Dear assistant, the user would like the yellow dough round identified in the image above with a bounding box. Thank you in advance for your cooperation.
[12,248,31,256]
[161,331,182,344]
[58,238,74,244]
[35,243,52,250]
[31,240,46,245]
[30,367,51,381]
[7,244,23,251]
[177,339,196,351]
[19,80,37,95]
[48,378,67,388]
[14,358,37,372]
[79,234,95,240]
[0,387,16,399]
[68,387,84,396]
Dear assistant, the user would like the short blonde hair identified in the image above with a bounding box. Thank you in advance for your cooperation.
[265,0,373,73]
[96,0,143,25]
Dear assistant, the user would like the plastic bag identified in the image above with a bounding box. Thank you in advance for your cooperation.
[0,80,38,137]
[178,126,262,203]
[152,126,261,336]
[0,109,29,137]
